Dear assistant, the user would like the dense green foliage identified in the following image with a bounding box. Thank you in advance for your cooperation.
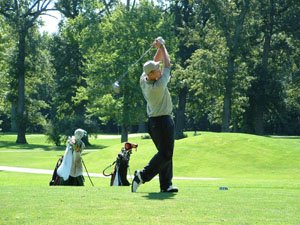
[0,0,299,144]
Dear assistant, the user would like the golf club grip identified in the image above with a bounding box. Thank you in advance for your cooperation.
[117,46,153,82]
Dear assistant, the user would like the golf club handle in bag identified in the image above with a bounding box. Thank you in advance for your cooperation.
[116,46,153,83]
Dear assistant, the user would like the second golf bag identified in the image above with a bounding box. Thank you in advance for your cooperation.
[103,142,138,186]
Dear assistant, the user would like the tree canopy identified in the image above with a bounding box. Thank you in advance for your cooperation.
[0,0,300,144]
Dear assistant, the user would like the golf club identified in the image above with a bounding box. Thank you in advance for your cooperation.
[112,46,153,94]
[81,158,94,186]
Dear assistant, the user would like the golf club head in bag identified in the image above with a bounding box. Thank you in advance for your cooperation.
[125,142,138,151]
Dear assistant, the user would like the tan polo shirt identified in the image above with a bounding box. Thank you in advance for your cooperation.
[140,66,172,117]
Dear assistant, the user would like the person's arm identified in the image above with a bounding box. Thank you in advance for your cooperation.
[160,45,170,68]
[153,43,162,62]
[153,39,170,68]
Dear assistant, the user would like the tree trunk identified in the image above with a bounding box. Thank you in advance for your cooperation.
[11,102,17,132]
[254,19,272,135]
[254,104,264,135]
[175,87,187,139]
[233,119,238,133]
[16,31,27,144]
[222,54,234,132]
[222,96,231,132]
[121,125,128,143]
[137,122,146,133]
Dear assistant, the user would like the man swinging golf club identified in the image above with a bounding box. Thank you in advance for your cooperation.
[132,37,178,193]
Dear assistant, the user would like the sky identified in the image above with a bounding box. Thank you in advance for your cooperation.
[39,10,61,34]
[39,1,137,34]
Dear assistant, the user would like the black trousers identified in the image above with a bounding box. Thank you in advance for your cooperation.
[141,115,175,190]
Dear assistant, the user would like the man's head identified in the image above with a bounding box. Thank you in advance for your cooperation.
[143,60,161,81]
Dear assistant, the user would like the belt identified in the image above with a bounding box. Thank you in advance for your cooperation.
[149,115,171,119]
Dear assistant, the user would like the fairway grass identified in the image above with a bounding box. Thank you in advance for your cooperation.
[1,132,300,224]
[1,173,300,225]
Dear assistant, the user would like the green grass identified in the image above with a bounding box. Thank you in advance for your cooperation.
[1,132,300,224]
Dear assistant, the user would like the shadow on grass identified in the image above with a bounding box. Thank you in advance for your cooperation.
[0,141,64,151]
[0,141,107,152]
[266,135,300,139]
[142,192,176,200]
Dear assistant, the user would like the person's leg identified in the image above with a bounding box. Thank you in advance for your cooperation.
[159,161,172,190]
[158,116,175,190]
[141,116,174,183]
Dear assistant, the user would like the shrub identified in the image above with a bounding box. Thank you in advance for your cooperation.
[44,122,61,146]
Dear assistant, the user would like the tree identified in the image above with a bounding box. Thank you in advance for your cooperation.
[208,0,250,132]
[245,0,300,135]
[82,1,173,142]
[168,0,209,139]
[0,17,15,130]
[45,0,113,145]
[184,20,252,132]
[1,0,55,143]
[25,31,56,133]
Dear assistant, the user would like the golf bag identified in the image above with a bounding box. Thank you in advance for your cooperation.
[49,155,64,186]
[103,142,138,186]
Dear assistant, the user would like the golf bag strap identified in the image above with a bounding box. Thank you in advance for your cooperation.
[102,161,116,176]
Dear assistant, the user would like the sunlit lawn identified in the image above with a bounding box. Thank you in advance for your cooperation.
[1,132,300,224]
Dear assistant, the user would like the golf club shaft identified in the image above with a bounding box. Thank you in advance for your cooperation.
[117,46,153,83]
[81,158,94,186]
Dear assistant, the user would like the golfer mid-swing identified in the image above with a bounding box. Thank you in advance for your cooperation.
[132,37,178,193]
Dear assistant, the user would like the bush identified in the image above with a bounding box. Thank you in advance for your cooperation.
[44,115,100,146]
[141,134,151,139]
[44,122,61,146]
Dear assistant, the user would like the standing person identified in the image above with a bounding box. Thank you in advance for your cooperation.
[132,37,178,193]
